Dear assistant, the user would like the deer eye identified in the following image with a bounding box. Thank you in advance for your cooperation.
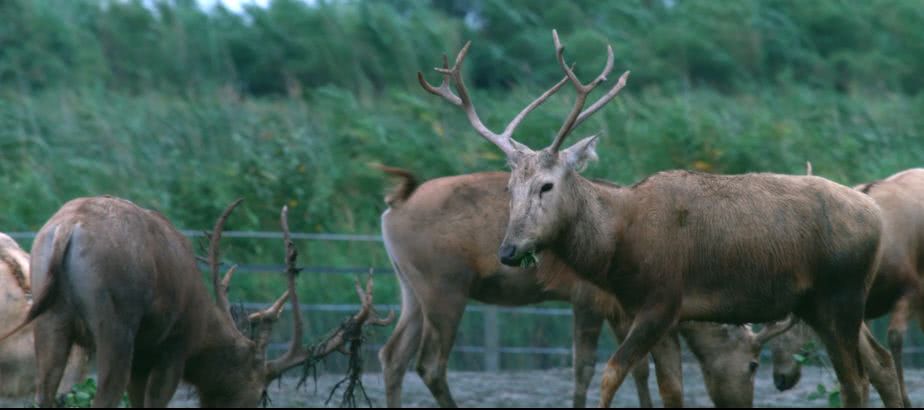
[540,183,554,194]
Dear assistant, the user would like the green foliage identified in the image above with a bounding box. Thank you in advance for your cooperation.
[807,383,842,408]
[798,340,842,408]
[54,378,129,408]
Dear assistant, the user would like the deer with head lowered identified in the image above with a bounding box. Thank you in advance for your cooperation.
[5,196,391,407]
[377,166,793,408]
[417,30,903,407]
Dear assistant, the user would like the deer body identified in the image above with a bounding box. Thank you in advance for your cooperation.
[379,169,791,408]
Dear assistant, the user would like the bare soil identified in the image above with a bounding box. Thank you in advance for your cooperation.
[3,361,920,407]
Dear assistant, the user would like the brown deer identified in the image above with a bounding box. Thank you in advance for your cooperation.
[417,30,903,407]
[5,196,391,407]
[0,233,88,399]
[377,167,793,408]
[771,168,924,407]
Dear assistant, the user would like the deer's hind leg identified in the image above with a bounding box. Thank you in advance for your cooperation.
[379,265,424,408]
[34,311,77,407]
[415,291,466,408]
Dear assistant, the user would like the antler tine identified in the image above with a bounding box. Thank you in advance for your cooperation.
[220,264,237,290]
[247,290,290,322]
[419,40,568,157]
[263,206,312,380]
[549,29,628,152]
[209,198,243,323]
[265,270,394,381]
[754,314,796,346]
[571,70,630,131]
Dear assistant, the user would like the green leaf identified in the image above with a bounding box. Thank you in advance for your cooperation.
[793,353,807,363]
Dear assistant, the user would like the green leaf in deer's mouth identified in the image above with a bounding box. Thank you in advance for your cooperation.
[519,250,538,269]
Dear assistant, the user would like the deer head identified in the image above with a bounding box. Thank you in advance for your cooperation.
[419,30,629,267]
[201,201,393,406]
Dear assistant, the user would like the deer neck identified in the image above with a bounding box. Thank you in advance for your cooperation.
[184,303,253,389]
[547,176,624,286]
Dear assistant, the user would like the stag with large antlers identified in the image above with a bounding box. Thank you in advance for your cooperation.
[377,167,793,408]
[771,168,924,407]
[418,30,903,407]
[8,196,390,407]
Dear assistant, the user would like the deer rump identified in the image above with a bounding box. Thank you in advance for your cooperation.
[26,198,205,358]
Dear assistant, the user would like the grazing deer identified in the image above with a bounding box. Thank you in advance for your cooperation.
[771,168,924,407]
[417,30,903,407]
[377,167,792,408]
[0,233,88,399]
[4,196,391,407]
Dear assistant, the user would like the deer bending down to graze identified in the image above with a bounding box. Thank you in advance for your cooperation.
[0,233,88,399]
[771,168,924,407]
[417,30,904,407]
[377,167,793,408]
[3,196,391,407]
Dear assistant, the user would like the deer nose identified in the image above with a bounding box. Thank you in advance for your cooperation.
[773,372,799,391]
[498,244,519,266]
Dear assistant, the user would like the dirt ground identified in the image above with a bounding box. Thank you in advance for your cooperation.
[3,361,920,407]
[182,360,923,407]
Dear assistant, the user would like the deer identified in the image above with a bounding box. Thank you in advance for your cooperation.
[0,233,88,399]
[771,168,924,408]
[377,167,793,408]
[2,196,392,407]
[416,29,904,407]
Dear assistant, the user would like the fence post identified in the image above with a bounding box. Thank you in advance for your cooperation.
[483,306,500,371]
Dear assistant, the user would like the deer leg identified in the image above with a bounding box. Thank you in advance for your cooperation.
[572,305,606,408]
[379,278,424,408]
[34,313,76,408]
[92,316,137,408]
[887,293,913,408]
[649,330,683,408]
[143,354,185,407]
[859,322,905,408]
[128,365,150,408]
[59,345,90,395]
[415,294,466,408]
[804,309,868,408]
[599,304,678,408]
[609,314,656,408]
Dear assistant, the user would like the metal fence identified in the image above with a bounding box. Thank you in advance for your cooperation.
[8,230,924,371]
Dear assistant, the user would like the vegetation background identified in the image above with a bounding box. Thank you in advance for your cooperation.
[1,0,923,371]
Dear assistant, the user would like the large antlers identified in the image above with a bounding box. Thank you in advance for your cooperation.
[418,42,568,157]
[262,206,394,381]
[209,198,244,328]
[420,30,630,156]
[549,29,630,152]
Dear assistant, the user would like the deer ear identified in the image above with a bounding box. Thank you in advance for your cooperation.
[506,140,534,168]
[561,135,599,172]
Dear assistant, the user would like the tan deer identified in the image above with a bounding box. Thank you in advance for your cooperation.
[771,168,924,407]
[4,197,391,407]
[416,30,903,407]
[377,167,792,408]
[0,233,88,399]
